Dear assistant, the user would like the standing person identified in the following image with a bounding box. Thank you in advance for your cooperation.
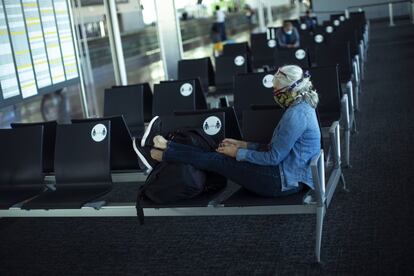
[276,21,300,49]
[210,22,223,56]
[215,5,227,41]
[136,65,321,198]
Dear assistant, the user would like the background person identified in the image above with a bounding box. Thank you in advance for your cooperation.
[276,21,300,49]
[214,5,227,41]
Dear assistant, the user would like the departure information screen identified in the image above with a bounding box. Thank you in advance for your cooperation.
[0,0,78,108]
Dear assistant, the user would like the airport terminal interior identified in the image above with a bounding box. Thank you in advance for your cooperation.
[0,0,413,275]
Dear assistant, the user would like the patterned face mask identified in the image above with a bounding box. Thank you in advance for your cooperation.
[273,89,297,108]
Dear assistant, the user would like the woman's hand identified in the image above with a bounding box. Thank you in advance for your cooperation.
[216,143,239,158]
[221,138,247,149]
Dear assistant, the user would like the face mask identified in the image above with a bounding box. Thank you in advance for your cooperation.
[285,30,293,35]
[274,91,297,108]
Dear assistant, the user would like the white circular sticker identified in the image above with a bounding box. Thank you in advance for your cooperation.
[333,19,340,26]
[326,26,334,33]
[203,116,222,136]
[91,124,107,142]
[180,83,193,97]
[300,23,307,30]
[234,55,245,66]
[295,49,306,60]
[267,39,276,48]
[340,15,345,22]
[314,34,324,43]
[262,74,274,88]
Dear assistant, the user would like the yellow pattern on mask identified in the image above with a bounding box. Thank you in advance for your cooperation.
[274,91,298,108]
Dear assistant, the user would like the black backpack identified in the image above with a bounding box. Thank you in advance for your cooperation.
[136,128,227,224]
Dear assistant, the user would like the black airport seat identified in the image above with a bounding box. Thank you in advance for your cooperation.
[214,54,250,92]
[314,42,352,83]
[223,42,251,56]
[233,70,277,120]
[175,106,243,140]
[161,111,226,145]
[177,57,215,93]
[308,65,341,127]
[11,121,57,173]
[22,121,113,210]
[273,48,311,70]
[223,187,309,207]
[72,116,139,171]
[153,79,207,117]
[105,83,152,137]
[0,126,45,209]
[242,108,284,144]
[250,32,276,69]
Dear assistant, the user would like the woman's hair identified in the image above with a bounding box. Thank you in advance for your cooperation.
[273,65,319,108]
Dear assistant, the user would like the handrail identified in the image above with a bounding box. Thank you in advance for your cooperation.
[348,0,412,10]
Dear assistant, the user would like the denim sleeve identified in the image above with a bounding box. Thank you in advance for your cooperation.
[236,108,308,166]
[247,142,260,150]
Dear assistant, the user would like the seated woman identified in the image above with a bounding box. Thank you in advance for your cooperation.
[136,65,321,198]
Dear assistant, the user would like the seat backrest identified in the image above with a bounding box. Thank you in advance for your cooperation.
[153,79,207,117]
[250,32,276,68]
[161,112,226,146]
[175,107,243,140]
[11,121,56,173]
[178,57,215,92]
[0,126,44,186]
[223,42,250,56]
[309,65,341,125]
[72,116,139,171]
[273,48,310,70]
[215,54,250,89]
[242,108,284,144]
[54,121,111,185]
[104,83,152,135]
[233,71,277,119]
[314,42,352,82]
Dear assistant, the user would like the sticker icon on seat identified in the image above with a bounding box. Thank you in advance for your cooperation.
[326,26,333,33]
[295,49,306,60]
[234,56,245,66]
[203,116,221,136]
[267,39,276,48]
[314,34,324,43]
[262,74,274,88]
[91,124,107,142]
[340,15,345,21]
[334,19,340,26]
[180,83,193,96]
[300,23,307,30]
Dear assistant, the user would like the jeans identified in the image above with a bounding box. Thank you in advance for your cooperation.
[163,142,302,197]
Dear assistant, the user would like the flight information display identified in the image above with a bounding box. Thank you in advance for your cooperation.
[0,0,79,108]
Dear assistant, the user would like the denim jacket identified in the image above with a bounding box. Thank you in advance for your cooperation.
[236,101,321,191]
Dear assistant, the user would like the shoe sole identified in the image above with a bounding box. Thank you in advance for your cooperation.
[141,116,159,147]
[133,138,153,173]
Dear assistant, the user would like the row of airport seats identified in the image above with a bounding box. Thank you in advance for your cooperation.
[0,10,369,263]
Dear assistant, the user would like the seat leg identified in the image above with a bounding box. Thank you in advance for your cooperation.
[344,128,351,168]
[352,115,358,134]
[315,206,326,263]
[341,173,349,192]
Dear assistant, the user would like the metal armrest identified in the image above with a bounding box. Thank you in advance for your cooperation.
[340,94,350,130]
[310,150,325,206]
